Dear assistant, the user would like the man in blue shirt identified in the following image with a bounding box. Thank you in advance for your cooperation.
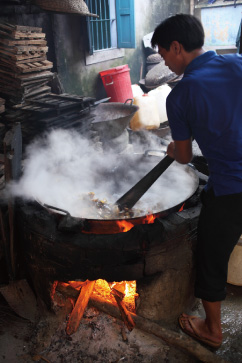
[151,14,242,348]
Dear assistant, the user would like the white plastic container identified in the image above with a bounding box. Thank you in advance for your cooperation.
[131,84,144,98]
[129,94,160,131]
[148,84,171,123]
[227,236,242,286]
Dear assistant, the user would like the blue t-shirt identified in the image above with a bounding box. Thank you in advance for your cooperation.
[167,51,242,196]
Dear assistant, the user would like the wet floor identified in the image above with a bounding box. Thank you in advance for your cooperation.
[216,284,242,362]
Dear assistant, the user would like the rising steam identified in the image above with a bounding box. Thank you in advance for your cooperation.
[6,129,197,219]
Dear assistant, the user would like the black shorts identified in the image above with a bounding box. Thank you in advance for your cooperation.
[194,187,242,302]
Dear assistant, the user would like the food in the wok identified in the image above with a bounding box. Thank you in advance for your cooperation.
[82,192,146,219]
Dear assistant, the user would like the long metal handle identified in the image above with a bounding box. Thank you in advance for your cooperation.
[115,155,174,211]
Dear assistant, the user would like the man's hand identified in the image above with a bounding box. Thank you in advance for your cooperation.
[166,138,193,164]
[167,141,176,159]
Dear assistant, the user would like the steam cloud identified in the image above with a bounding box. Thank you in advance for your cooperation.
[6,129,197,219]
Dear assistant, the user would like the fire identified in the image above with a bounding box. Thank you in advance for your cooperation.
[115,213,156,233]
[179,203,185,212]
[94,279,137,312]
[142,214,155,224]
[116,220,134,232]
[52,279,138,313]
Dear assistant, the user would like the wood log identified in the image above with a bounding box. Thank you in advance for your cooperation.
[89,295,228,363]
[111,290,135,332]
[66,280,96,336]
[111,287,125,300]
[56,281,87,299]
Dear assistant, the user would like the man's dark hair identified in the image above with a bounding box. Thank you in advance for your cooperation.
[151,14,204,52]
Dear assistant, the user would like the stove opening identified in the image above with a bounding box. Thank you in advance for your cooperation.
[51,279,138,335]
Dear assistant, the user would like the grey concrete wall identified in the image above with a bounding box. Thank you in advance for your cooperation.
[0,0,190,100]
[125,0,190,85]
[52,0,190,100]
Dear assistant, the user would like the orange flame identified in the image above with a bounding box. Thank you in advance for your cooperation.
[115,214,156,232]
[142,214,155,224]
[94,279,137,312]
[179,203,185,212]
[116,220,134,232]
[52,279,138,313]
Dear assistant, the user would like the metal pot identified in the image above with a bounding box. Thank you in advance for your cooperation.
[91,99,139,139]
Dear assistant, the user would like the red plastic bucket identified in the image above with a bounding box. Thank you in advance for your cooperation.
[99,65,133,103]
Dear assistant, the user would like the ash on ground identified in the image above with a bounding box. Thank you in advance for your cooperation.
[1,284,242,363]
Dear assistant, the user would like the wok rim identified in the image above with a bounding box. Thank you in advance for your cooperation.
[91,102,139,125]
[35,164,199,223]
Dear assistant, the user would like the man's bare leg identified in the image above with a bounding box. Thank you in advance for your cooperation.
[179,300,223,345]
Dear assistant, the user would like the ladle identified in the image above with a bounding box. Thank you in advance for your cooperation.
[115,154,174,211]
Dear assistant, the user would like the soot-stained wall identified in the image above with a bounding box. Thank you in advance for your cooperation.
[0,0,190,100]
[52,0,190,100]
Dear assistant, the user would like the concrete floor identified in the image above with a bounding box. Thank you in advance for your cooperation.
[189,283,242,362]
[216,283,242,362]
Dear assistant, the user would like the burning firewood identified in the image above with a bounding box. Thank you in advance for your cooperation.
[54,279,137,335]
[111,287,135,332]
[56,282,80,299]
[66,280,96,335]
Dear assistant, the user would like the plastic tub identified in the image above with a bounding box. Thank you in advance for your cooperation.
[99,65,133,103]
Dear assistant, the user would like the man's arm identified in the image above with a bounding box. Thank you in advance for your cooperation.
[167,138,193,164]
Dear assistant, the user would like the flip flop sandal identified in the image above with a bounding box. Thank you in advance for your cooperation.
[178,314,222,349]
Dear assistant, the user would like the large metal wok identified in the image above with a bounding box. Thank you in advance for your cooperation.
[37,153,199,234]
[91,99,139,138]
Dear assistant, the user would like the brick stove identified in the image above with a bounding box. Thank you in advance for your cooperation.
[5,95,207,328]
[3,97,208,329]
[16,184,202,326]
